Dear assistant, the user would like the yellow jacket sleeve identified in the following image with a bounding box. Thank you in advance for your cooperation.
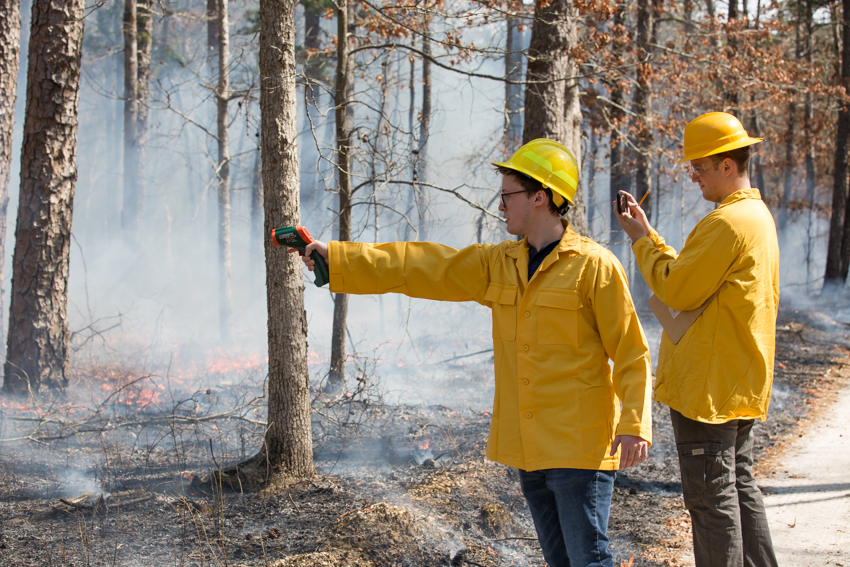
[588,254,653,444]
[632,215,741,311]
[328,240,492,303]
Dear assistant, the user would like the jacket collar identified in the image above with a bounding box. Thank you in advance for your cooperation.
[718,188,762,209]
[505,220,581,279]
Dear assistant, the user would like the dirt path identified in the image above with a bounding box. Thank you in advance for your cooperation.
[763,384,850,566]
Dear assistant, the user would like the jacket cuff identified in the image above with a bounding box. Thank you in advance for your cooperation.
[615,423,653,446]
[328,241,344,292]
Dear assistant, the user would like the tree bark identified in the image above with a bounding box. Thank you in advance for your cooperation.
[522,0,587,235]
[504,17,523,150]
[328,0,356,391]
[417,21,431,241]
[301,2,323,207]
[122,0,141,239]
[824,0,850,286]
[4,0,85,393]
[216,0,233,341]
[609,5,629,255]
[630,0,657,307]
[251,142,263,272]
[258,0,313,475]
[0,0,21,364]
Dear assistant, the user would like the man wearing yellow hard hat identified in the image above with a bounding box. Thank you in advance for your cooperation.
[616,112,780,567]
[294,139,654,567]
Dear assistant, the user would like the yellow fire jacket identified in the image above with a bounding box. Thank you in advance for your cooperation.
[328,222,653,471]
[632,189,780,423]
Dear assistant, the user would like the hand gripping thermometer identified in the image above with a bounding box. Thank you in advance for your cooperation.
[271,226,330,287]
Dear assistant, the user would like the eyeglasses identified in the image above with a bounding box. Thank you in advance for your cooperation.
[689,160,720,179]
[500,189,527,208]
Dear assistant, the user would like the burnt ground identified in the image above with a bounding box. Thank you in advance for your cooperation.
[0,300,848,567]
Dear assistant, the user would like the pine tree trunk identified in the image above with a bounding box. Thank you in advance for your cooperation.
[134,0,152,227]
[609,4,629,256]
[523,0,586,235]
[216,0,232,341]
[0,0,21,365]
[122,0,141,239]
[328,0,356,391]
[258,0,313,476]
[824,0,850,286]
[250,142,263,272]
[417,23,431,241]
[630,0,657,308]
[504,17,523,150]
[301,3,322,208]
[4,0,85,393]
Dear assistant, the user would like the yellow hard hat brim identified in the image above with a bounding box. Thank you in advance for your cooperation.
[679,136,762,163]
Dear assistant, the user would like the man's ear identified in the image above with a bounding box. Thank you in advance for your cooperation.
[534,190,548,206]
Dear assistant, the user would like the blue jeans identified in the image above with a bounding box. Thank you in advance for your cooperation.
[519,468,616,567]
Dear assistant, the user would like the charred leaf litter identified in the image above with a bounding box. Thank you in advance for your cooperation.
[0,302,848,566]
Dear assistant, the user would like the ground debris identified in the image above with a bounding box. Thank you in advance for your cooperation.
[28,488,152,521]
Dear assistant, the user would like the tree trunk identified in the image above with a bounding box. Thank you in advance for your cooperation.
[630,0,657,307]
[258,0,313,476]
[824,0,850,286]
[0,0,21,364]
[523,0,586,235]
[122,0,141,240]
[804,0,816,288]
[4,0,85,393]
[328,0,356,391]
[609,6,629,256]
[251,142,263,272]
[216,0,232,342]
[417,22,431,241]
[778,102,795,234]
[301,2,322,208]
[134,0,152,228]
[504,16,524,150]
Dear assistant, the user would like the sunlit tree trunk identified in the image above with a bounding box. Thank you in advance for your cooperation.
[259,0,313,475]
[216,0,233,341]
[0,0,21,364]
[824,0,850,286]
[4,0,85,393]
[328,0,356,391]
[523,0,587,235]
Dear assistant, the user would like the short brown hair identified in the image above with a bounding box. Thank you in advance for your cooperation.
[495,167,571,216]
[711,146,751,178]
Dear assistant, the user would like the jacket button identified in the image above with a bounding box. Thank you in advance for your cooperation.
[523,345,529,352]
[523,379,529,386]
[526,412,532,419]
[524,311,530,318]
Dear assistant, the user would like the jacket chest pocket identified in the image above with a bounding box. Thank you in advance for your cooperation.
[537,289,582,347]
[485,283,517,341]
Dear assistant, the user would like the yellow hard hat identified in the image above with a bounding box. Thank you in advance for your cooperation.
[492,139,579,205]
[680,112,762,163]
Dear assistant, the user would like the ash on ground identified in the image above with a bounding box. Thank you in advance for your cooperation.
[0,302,847,566]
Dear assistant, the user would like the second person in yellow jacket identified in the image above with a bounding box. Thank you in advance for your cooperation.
[616,112,780,567]
[295,139,653,567]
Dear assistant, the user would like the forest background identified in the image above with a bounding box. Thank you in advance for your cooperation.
[1,0,849,475]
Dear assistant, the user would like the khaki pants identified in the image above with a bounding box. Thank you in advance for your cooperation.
[670,409,779,567]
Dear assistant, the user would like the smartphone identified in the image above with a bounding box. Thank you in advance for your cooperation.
[616,193,627,215]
